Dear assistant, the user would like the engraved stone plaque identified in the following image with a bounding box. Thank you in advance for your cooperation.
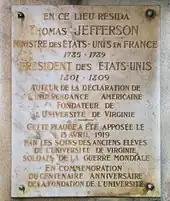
[12,6,160,197]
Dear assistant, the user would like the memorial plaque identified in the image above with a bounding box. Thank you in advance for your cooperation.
[12,6,160,197]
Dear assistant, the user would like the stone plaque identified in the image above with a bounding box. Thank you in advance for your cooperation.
[12,5,160,197]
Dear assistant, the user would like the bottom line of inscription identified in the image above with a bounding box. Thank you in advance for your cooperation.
[28,180,144,188]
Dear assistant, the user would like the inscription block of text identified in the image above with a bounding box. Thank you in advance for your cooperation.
[12,6,160,197]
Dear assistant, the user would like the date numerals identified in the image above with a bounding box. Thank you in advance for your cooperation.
[89,74,110,81]
[64,52,81,58]
[89,52,106,58]
[64,52,106,58]
[60,74,79,81]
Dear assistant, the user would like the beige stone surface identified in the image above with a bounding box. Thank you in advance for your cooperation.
[0,0,169,201]
[11,5,160,198]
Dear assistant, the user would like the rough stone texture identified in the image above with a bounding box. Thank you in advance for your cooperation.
[0,0,169,201]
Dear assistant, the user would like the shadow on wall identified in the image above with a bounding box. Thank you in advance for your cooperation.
[70,0,82,4]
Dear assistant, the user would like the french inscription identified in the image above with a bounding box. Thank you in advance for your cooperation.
[12,6,160,197]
